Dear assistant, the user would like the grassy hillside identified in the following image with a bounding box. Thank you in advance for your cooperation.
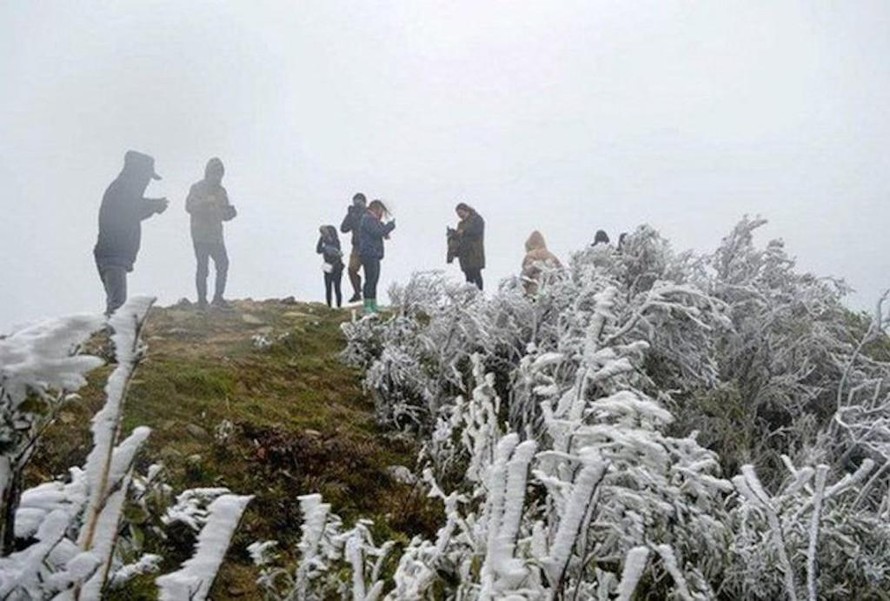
[27,299,436,599]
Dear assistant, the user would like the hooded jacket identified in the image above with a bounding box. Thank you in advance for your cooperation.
[456,209,485,271]
[521,231,562,293]
[358,211,396,260]
[340,204,365,249]
[186,158,237,245]
[316,226,344,270]
[94,171,165,271]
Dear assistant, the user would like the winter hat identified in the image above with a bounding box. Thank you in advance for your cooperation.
[123,150,161,180]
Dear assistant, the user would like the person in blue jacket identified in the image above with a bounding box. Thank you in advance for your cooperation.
[93,150,168,316]
[357,200,396,314]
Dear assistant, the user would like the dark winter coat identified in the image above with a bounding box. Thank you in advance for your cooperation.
[316,227,344,272]
[186,158,236,245]
[93,175,165,271]
[186,182,236,245]
[340,205,365,248]
[456,211,485,271]
[358,211,395,260]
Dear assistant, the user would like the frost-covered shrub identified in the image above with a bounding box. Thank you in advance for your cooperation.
[314,218,890,599]
[725,458,890,600]
[0,298,251,600]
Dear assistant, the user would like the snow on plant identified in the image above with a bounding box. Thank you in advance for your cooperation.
[162,487,233,532]
[157,493,253,601]
[251,494,394,600]
[0,312,105,553]
[321,219,890,598]
[725,456,890,599]
[0,297,252,599]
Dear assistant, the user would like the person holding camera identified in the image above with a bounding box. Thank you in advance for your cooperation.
[358,199,395,314]
[339,192,367,303]
[93,150,169,316]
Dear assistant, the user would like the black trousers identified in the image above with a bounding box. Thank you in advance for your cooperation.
[463,268,484,291]
[97,263,127,316]
[362,257,381,300]
[324,269,343,307]
[194,241,229,302]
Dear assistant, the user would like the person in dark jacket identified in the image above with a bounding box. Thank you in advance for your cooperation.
[186,157,237,310]
[452,202,485,290]
[339,193,367,303]
[316,225,344,308]
[592,229,610,247]
[94,150,168,316]
[358,199,395,314]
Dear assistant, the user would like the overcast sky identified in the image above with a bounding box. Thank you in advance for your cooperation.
[2,1,889,332]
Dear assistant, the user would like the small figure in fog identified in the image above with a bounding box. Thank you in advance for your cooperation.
[521,230,562,295]
[186,157,237,310]
[340,193,367,303]
[358,200,396,314]
[591,229,610,247]
[94,150,168,316]
[617,232,628,252]
[448,202,485,290]
[316,225,344,308]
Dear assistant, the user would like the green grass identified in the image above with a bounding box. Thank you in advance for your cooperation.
[27,298,437,600]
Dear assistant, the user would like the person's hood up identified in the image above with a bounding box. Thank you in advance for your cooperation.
[205,157,225,179]
[525,230,547,252]
[320,225,338,239]
[121,150,161,181]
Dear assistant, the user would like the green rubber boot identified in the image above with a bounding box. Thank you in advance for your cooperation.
[363,298,373,315]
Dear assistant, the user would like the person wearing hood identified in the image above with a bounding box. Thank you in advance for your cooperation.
[316,225,344,308]
[186,157,237,310]
[451,202,485,290]
[340,193,367,303]
[358,199,395,314]
[94,150,168,316]
[591,229,610,247]
[521,230,562,295]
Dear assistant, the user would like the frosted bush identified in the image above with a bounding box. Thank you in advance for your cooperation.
[321,219,890,598]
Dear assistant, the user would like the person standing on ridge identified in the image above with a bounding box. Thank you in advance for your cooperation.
[94,150,168,316]
[358,199,395,314]
[316,225,344,308]
[186,157,237,310]
[451,202,485,290]
[340,193,367,303]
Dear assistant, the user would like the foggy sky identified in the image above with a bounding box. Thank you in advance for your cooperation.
[2,1,889,332]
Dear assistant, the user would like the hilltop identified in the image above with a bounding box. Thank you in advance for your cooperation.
[27,299,436,599]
